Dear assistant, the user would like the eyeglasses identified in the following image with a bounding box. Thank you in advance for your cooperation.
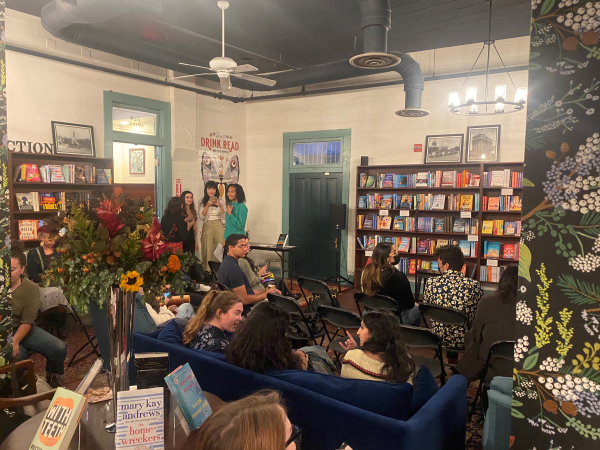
[236,243,250,249]
[285,425,302,447]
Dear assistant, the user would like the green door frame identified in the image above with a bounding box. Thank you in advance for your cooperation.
[103,91,172,215]
[282,129,351,277]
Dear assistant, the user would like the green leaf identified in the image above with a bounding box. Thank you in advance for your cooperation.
[113,234,127,246]
[512,399,524,407]
[97,224,109,240]
[523,353,539,371]
[511,408,525,419]
[530,52,541,60]
[529,62,543,71]
[519,244,531,283]
[557,274,600,305]
[540,0,556,14]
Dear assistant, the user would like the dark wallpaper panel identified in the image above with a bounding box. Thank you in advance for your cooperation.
[513,0,600,448]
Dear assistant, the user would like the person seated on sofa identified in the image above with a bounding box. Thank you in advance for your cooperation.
[218,234,279,314]
[183,390,312,450]
[451,264,518,383]
[182,290,243,353]
[361,242,420,325]
[340,310,415,384]
[226,302,310,373]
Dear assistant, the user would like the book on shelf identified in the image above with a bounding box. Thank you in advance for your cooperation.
[399,194,412,208]
[14,164,42,182]
[356,237,365,249]
[164,363,213,431]
[504,221,521,236]
[482,220,493,234]
[19,220,39,241]
[116,387,164,449]
[487,197,500,211]
[484,241,502,258]
[16,192,37,211]
[441,171,456,187]
[509,196,522,211]
[362,214,375,229]
[359,173,367,188]
[381,194,393,209]
[434,218,445,232]
[453,218,466,233]
[398,237,411,253]
[382,173,395,188]
[459,195,473,211]
[394,174,407,188]
[480,265,507,282]
[458,240,472,257]
[431,195,445,210]
[416,239,429,254]
[365,236,376,249]
[96,168,112,184]
[365,175,376,187]
[377,173,386,188]
[377,216,392,230]
[39,192,61,211]
[469,174,481,186]
[29,387,88,450]
[431,261,439,271]
[503,243,517,259]
[490,170,507,187]
[415,172,429,187]
[358,196,367,208]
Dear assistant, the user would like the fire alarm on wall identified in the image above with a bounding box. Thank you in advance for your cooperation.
[414,144,423,152]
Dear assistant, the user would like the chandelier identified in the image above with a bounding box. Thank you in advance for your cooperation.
[448,0,527,115]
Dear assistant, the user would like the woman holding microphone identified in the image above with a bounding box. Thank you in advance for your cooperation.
[199,181,226,277]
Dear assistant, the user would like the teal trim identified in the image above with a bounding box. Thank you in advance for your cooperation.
[282,129,351,276]
[103,91,172,214]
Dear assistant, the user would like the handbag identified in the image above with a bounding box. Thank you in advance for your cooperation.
[35,248,69,313]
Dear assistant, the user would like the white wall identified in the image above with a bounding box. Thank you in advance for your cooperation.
[245,70,529,273]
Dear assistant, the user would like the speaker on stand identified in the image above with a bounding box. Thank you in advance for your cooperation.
[326,203,352,291]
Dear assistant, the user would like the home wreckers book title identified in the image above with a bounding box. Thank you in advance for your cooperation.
[116,387,164,450]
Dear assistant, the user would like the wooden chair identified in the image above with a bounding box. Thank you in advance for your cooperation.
[0,360,56,409]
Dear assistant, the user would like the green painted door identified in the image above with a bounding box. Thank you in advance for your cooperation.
[289,172,342,279]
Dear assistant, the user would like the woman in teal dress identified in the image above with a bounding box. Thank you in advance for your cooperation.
[224,183,248,239]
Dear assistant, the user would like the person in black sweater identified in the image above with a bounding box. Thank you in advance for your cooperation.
[361,242,420,326]
[160,196,193,252]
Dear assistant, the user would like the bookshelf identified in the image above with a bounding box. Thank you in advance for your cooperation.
[354,161,523,285]
[9,152,114,248]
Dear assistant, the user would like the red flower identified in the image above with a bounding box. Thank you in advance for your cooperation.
[96,198,120,215]
[141,216,166,261]
[98,213,124,238]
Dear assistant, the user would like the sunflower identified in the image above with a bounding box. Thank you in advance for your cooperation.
[119,271,143,292]
[167,255,181,273]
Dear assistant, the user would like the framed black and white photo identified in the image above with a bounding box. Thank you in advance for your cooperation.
[424,134,464,164]
[466,125,501,162]
[51,121,96,157]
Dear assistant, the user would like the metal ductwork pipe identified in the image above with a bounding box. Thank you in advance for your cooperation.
[39,0,427,116]
[360,0,391,53]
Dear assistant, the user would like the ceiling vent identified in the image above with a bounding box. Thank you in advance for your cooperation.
[349,0,400,69]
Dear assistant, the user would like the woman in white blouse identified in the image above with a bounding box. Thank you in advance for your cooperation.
[199,181,226,276]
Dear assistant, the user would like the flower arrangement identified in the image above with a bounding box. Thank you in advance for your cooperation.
[44,195,191,312]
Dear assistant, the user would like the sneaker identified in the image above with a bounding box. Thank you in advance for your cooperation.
[195,284,212,293]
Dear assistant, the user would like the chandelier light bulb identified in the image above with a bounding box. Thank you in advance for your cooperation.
[515,87,528,104]
[448,92,460,108]
[495,102,505,113]
[495,84,506,102]
[466,86,477,102]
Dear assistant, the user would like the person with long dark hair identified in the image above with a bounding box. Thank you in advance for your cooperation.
[226,302,308,374]
[361,242,419,325]
[182,290,243,353]
[161,196,193,252]
[199,181,225,275]
[224,183,248,239]
[452,264,518,382]
[339,310,415,384]
[180,190,198,254]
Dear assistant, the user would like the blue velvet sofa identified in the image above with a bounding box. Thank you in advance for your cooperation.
[133,332,468,450]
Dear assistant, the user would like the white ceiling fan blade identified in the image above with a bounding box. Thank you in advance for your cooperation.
[220,76,232,91]
[230,64,258,73]
[172,72,216,79]
[179,62,213,71]
[231,73,276,87]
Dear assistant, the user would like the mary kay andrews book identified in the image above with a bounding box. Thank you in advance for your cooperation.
[116,387,165,450]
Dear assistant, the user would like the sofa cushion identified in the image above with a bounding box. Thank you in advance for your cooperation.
[269,369,413,421]
[157,319,184,346]
[410,366,440,415]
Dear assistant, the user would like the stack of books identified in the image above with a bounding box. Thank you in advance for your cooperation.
[359,170,481,189]
[483,241,520,259]
[482,195,522,211]
[480,265,507,282]
[482,170,523,188]
[13,163,112,184]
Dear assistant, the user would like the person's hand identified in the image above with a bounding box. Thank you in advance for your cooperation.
[265,285,279,295]
[339,331,357,351]
[294,350,309,371]
[258,265,268,276]
[195,242,200,252]
[168,305,178,314]
[226,205,233,215]
[12,343,20,359]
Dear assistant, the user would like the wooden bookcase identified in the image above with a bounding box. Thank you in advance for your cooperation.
[354,161,523,285]
[9,152,114,249]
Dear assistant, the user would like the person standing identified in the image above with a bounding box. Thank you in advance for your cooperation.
[161,196,192,253]
[224,183,248,239]
[199,181,226,274]
[181,191,198,254]
[11,247,67,387]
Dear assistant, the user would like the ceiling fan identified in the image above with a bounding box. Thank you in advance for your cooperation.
[175,1,276,91]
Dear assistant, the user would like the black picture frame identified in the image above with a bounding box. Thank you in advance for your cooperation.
[424,134,464,164]
[51,121,96,157]
[465,125,501,162]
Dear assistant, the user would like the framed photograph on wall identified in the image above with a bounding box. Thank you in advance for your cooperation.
[424,134,464,164]
[129,148,146,174]
[466,125,501,162]
[51,121,95,156]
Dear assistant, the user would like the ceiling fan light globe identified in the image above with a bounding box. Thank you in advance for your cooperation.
[210,57,237,71]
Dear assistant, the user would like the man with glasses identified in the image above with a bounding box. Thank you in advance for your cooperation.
[218,234,279,314]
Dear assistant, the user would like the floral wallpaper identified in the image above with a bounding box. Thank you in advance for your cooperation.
[512,0,600,447]
[0,0,9,369]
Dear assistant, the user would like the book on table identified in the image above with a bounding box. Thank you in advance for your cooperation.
[134,352,170,390]
[276,234,288,247]
[116,387,165,449]
[164,363,212,431]
[29,387,88,450]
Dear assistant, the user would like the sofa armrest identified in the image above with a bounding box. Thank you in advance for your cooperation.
[490,376,513,396]
[408,375,468,450]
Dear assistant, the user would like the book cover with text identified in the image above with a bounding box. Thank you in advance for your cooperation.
[116,387,164,450]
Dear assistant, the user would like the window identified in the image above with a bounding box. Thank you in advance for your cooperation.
[292,141,341,166]
[112,107,157,135]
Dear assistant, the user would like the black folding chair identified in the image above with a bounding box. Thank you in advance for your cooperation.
[414,270,442,302]
[298,277,340,308]
[354,292,399,317]
[317,305,362,361]
[268,293,327,344]
[216,281,232,292]
[66,304,100,367]
[469,340,515,421]
[397,324,446,386]
[208,261,222,281]
[419,303,470,352]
